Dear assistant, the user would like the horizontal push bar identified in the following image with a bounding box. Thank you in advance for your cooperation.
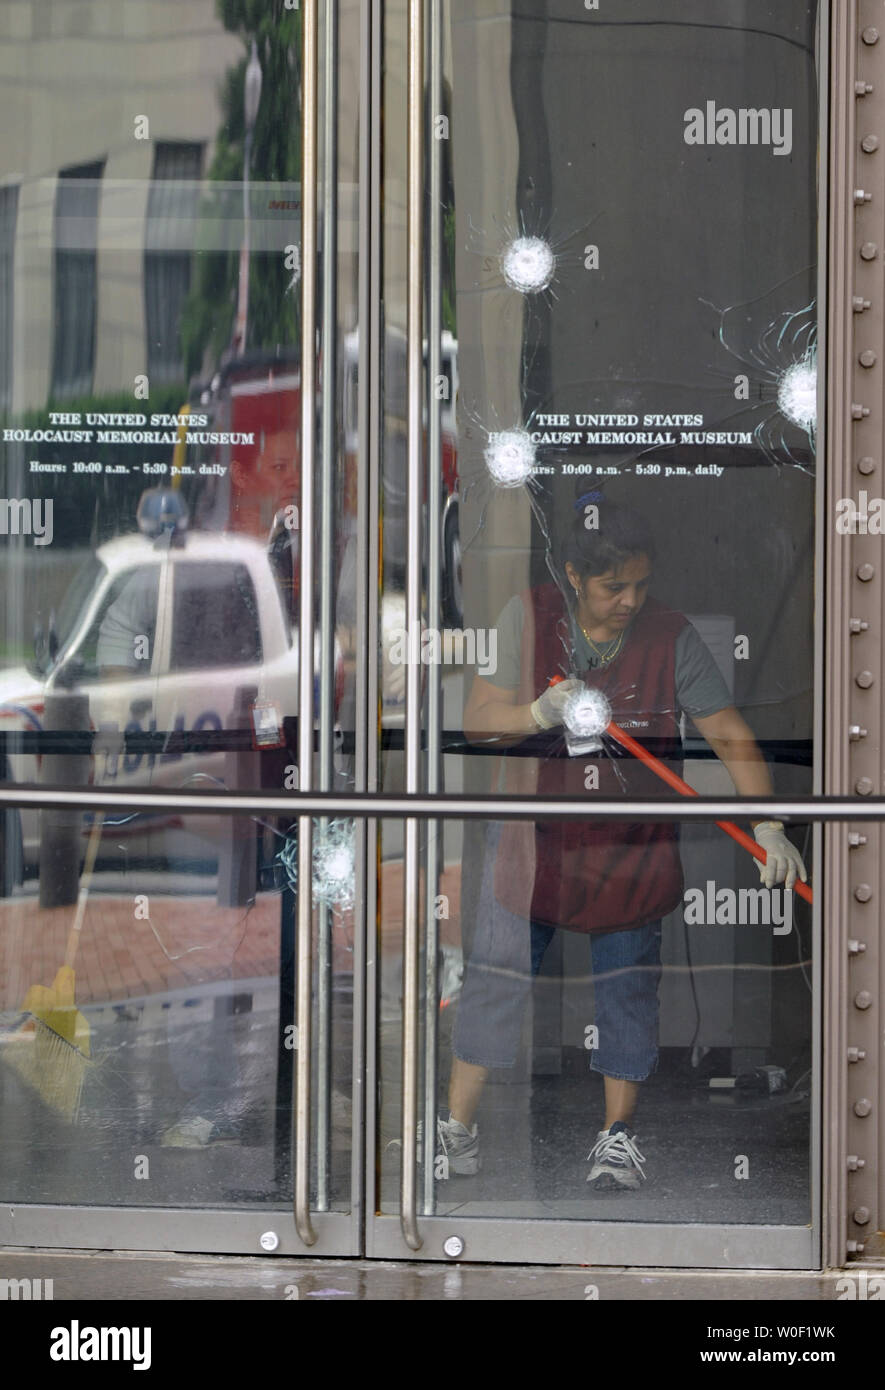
[0,783,878,822]
[0,729,814,762]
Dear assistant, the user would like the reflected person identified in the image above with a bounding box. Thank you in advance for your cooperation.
[95,569,159,680]
[438,496,807,1190]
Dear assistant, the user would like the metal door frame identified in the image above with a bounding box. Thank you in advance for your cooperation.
[0,0,372,1261]
[825,0,885,1269]
[362,0,832,1270]
[2,0,879,1271]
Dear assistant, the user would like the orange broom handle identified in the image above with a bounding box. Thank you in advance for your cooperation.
[606,720,813,905]
[549,676,813,905]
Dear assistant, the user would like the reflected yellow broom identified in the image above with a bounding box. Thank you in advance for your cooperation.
[3,815,103,1120]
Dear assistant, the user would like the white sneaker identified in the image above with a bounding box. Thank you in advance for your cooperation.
[417,1116,481,1176]
[586,1121,647,1190]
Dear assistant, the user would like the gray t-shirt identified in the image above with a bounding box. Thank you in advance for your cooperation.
[485,593,732,720]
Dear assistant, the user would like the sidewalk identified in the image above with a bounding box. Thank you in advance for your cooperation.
[0,860,462,1011]
[0,1248,878,1301]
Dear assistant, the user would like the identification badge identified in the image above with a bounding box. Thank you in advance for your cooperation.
[563,729,605,757]
[251,700,285,749]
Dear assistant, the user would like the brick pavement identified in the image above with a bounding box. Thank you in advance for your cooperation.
[0,862,462,1011]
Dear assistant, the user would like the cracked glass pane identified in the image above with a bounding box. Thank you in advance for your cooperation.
[378,0,820,1234]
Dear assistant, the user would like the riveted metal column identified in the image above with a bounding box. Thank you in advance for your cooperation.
[830,0,885,1264]
[823,0,856,1272]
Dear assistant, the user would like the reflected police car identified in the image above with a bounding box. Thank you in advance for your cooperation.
[0,490,341,882]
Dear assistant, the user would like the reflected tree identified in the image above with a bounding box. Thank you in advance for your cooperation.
[180,0,303,379]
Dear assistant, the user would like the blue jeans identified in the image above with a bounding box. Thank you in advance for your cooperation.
[453,830,662,1080]
[531,919,662,1081]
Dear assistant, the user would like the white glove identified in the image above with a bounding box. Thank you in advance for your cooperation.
[530,678,584,730]
[753,821,808,890]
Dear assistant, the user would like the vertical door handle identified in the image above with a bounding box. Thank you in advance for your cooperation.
[401,0,425,1254]
[295,0,319,1250]
[422,0,444,1219]
[315,0,340,1216]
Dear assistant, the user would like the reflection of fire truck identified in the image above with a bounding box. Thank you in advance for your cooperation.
[437,330,462,627]
[185,330,461,625]
[186,352,304,622]
[343,328,461,626]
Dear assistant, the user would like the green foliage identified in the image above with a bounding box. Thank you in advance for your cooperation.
[180,0,303,379]
[442,203,457,335]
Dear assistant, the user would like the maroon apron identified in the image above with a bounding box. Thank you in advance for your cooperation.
[493,584,688,934]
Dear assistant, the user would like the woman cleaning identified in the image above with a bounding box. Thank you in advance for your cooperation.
[438,495,807,1190]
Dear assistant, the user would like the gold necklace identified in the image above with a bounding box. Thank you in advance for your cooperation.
[579,621,624,664]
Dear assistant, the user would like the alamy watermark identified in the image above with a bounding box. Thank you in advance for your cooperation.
[50,1322,151,1370]
[684,880,792,933]
[0,497,53,545]
[0,1275,54,1300]
[684,102,793,157]
[387,624,498,677]
[835,1271,885,1300]
[835,492,885,534]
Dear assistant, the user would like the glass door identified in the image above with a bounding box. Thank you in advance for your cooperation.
[368,0,823,1267]
[0,0,366,1256]
[0,0,824,1269]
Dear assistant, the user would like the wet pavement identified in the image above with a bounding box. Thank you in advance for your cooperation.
[0,1251,872,1301]
[0,1247,876,1300]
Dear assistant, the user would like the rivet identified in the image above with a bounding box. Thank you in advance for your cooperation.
[860,349,877,367]
[856,777,874,795]
[853,1207,871,1225]
[854,883,873,902]
[855,670,874,688]
[854,991,873,1010]
[857,456,876,474]
[857,563,876,582]
[860,242,878,259]
[443,1235,465,1258]
[862,134,880,153]
[862,26,880,44]
[259,1230,280,1252]
[853,1097,872,1116]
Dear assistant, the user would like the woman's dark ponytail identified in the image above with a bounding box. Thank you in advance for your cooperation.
[562,492,655,581]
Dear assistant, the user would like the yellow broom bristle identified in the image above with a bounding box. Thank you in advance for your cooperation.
[1,1015,92,1122]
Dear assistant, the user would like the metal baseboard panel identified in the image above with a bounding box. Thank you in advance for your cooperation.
[368,1217,815,1271]
[0,1206,357,1258]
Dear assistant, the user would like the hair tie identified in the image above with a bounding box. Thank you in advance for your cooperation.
[574,490,605,510]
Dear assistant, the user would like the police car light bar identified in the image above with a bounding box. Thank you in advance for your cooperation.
[136,488,189,539]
